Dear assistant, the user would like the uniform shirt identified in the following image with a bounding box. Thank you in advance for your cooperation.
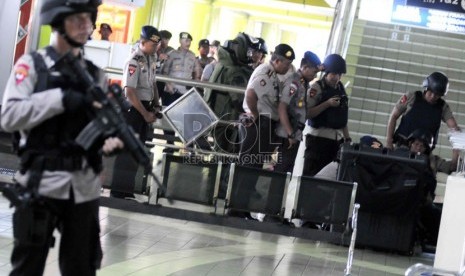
[197,56,215,70]
[243,62,280,121]
[1,48,107,203]
[201,60,217,81]
[275,71,307,140]
[307,80,345,140]
[395,90,453,122]
[124,46,157,101]
[162,48,201,94]
[156,46,174,74]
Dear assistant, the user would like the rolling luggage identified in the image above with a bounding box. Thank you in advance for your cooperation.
[337,143,428,254]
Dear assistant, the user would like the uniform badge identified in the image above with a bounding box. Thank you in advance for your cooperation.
[14,64,29,85]
[260,79,266,86]
[289,82,298,96]
[128,64,137,76]
[400,95,407,105]
[309,88,317,98]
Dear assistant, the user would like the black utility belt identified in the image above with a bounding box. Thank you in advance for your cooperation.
[30,156,84,172]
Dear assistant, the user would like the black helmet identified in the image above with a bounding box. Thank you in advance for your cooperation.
[323,54,346,74]
[140,25,160,43]
[408,129,433,154]
[422,71,449,96]
[40,0,101,27]
[159,30,172,40]
[251,38,268,54]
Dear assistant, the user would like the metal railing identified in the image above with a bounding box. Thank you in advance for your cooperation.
[103,67,246,95]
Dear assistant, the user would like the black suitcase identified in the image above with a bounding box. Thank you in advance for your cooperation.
[337,144,428,254]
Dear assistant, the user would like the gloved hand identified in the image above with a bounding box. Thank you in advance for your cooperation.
[62,89,92,113]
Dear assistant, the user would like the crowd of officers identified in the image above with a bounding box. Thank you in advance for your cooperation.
[114,25,461,246]
[110,25,356,199]
[114,24,460,202]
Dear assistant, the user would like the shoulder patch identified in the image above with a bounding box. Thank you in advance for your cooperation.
[309,88,317,98]
[400,95,407,105]
[15,64,30,85]
[260,79,266,86]
[289,82,298,96]
[128,64,137,76]
[132,55,143,62]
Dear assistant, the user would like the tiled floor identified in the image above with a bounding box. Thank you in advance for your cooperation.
[0,195,434,276]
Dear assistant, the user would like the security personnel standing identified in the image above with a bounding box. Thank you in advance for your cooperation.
[228,44,294,218]
[303,54,351,176]
[0,0,123,274]
[386,71,460,150]
[197,38,215,69]
[161,31,201,152]
[240,43,295,169]
[156,30,174,117]
[162,32,202,95]
[275,51,321,173]
[110,25,161,198]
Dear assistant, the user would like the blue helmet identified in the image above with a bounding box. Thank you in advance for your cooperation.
[323,54,346,74]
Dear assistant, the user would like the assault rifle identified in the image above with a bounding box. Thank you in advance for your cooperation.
[53,51,165,195]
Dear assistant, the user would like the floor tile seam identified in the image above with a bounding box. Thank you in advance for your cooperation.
[103,207,302,246]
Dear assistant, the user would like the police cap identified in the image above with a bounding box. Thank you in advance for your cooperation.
[302,51,321,67]
[198,39,210,48]
[140,25,160,43]
[159,30,172,40]
[180,32,193,40]
[274,44,295,60]
[100,23,112,32]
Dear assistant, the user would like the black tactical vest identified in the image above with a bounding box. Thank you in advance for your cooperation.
[18,46,102,173]
[395,91,444,146]
[308,80,348,129]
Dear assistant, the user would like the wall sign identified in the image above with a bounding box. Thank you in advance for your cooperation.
[391,0,465,34]
[406,0,465,14]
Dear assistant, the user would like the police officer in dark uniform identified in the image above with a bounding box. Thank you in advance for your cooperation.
[110,25,161,198]
[275,51,321,173]
[1,0,123,274]
[303,54,351,176]
[386,72,460,150]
